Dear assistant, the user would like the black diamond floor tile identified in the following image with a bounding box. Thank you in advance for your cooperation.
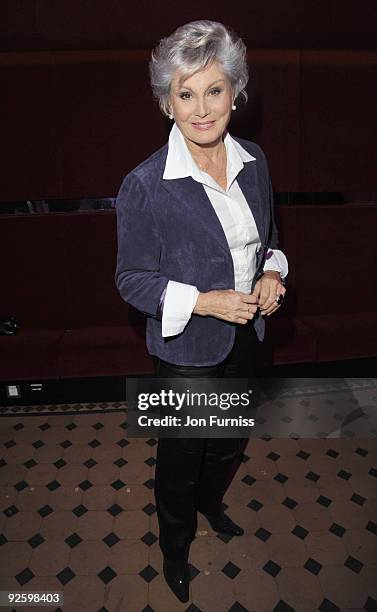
[329,523,346,538]
[143,478,155,490]
[297,450,310,460]
[103,532,120,547]
[366,521,377,535]
[304,557,322,575]
[88,439,101,448]
[317,495,332,507]
[28,533,45,549]
[111,479,126,491]
[72,504,88,517]
[318,598,340,612]
[117,438,129,448]
[282,497,298,509]
[222,561,241,579]
[65,533,83,548]
[98,566,117,584]
[292,525,309,540]
[4,439,16,448]
[144,457,156,467]
[229,602,250,612]
[263,560,281,577]
[355,447,368,457]
[248,499,263,512]
[54,458,67,469]
[56,566,75,585]
[0,534,8,546]
[337,469,351,480]
[24,459,37,469]
[255,527,272,542]
[274,473,288,484]
[350,492,366,506]
[46,480,61,491]
[15,567,34,586]
[4,505,19,518]
[32,440,44,449]
[107,504,123,517]
[242,474,256,486]
[142,503,156,516]
[114,457,128,467]
[60,440,72,449]
[83,458,97,468]
[38,504,54,518]
[14,480,28,491]
[326,449,339,459]
[141,531,158,547]
[267,451,280,461]
[306,471,320,482]
[139,564,158,583]
[78,480,93,491]
[344,555,363,573]
[274,601,295,612]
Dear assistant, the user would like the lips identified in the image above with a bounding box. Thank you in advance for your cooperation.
[192,121,215,130]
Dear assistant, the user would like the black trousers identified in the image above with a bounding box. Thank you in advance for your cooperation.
[153,322,259,560]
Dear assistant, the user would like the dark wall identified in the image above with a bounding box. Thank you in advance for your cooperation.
[0,1,376,199]
[1,0,376,51]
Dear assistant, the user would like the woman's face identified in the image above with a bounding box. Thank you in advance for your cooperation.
[168,61,234,147]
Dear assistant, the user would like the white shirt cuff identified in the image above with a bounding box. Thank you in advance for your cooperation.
[263,249,289,279]
[162,280,200,338]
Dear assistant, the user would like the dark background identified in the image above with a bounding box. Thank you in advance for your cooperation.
[0,1,376,384]
[0,0,376,199]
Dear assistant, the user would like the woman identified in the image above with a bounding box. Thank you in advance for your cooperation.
[115,20,287,602]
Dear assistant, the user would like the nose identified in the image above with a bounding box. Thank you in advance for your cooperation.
[194,96,209,118]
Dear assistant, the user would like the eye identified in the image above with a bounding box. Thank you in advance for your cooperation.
[209,87,222,95]
[179,91,192,100]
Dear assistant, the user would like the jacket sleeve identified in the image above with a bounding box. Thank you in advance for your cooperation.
[267,174,280,250]
[256,143,280,250]
[114,171,169,318]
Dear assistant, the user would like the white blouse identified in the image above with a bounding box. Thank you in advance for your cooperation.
[161,122,288,338]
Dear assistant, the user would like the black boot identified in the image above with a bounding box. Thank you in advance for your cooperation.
[163,556,190,603]
[202,509,244,536]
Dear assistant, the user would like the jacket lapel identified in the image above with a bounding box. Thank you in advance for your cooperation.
[162,176,232,255]
[236,158,267,247]
[159,142,267,253]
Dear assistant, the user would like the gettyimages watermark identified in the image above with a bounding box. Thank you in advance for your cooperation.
[126,377,259,438]
[124,377,377,439]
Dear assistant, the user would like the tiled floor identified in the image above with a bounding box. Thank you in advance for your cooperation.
[0,412,376,612]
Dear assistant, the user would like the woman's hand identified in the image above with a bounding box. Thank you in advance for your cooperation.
[193,289,258,324]
[252,271,286,316]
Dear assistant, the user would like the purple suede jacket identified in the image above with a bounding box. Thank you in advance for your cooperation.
[115,136,280,366]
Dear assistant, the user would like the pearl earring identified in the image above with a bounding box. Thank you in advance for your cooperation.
[168,113,173,120]
[232,104,236,111]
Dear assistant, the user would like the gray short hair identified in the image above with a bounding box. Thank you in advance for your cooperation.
[149,20,249,117]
